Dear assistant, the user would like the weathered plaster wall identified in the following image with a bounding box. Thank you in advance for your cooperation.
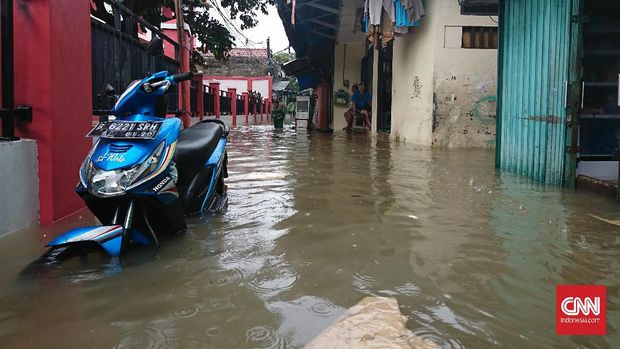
[432,0,498,148]
[205,56,268,77]
[390,0,497,147]
[333,43,365,130]
[391,0,438,146]
[0,140,39,236]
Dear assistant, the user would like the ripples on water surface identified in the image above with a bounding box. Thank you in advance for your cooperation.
[0,125,619,348]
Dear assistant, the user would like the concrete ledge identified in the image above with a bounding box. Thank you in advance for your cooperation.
[0,139,39,236]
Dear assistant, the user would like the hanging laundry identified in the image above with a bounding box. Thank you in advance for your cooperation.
[394,0,419,27]
[368,0,395,25]
[383,0,395,22]
[368,0,384,25]
[367,8,395,49]
[394,26,409,35]
[402,0,425,23]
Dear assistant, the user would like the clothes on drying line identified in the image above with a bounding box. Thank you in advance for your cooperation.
[364,0,423,45]
[402,0,425,23]
[367,9,395,49]
[366,0,395,25]
[395,0,420,27]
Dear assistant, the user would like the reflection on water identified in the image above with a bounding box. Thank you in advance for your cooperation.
[0,125,619,348]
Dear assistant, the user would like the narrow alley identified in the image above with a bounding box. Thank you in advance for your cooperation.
[1,125,618,348]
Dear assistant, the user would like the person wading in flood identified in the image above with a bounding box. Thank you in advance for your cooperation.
[272,101,286,129]
[343,83,372,132]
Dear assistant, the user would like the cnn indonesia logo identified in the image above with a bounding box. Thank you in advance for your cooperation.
[556,285,606,336]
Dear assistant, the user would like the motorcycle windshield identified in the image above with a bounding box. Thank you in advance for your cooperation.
[90,118,181,171]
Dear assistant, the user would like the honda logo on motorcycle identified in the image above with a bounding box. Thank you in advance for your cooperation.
[153,176,171,192]
[556,285,606,335]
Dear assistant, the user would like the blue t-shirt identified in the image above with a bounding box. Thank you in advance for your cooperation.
[351,91,371,109]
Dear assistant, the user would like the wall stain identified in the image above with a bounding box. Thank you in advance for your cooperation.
[473,95,497,124]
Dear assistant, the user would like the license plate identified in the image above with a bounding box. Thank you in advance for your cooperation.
[87,121,162,139]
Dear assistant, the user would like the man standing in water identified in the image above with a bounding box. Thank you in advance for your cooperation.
[343,83,372,132]
[272,101,286,129]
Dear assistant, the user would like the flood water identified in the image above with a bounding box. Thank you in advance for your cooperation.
[0,125,619,348]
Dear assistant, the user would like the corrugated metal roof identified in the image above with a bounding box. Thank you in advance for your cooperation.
[276,0,341,89]
[273,80,291,91]
[496,0,573,185]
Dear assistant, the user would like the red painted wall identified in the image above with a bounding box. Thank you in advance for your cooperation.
[14,0,92,224]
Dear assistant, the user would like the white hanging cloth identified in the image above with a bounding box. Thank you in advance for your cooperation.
[368,0,395,25]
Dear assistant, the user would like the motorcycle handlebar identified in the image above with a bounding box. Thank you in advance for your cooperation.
[172,72,194,82]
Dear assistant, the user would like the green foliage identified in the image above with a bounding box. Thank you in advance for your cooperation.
[121,0,275,66]
[285,77,299,93]
[272,51,298,93]
[273,51,295,65]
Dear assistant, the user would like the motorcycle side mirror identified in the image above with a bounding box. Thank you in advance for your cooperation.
[146,36,164,56]
[103,84,116,96]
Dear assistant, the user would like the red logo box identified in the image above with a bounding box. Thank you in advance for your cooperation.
[556,285,606,336]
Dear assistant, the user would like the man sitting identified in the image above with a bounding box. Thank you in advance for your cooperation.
[343,83,372,132]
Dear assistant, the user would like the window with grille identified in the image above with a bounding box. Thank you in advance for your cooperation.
[462,26,498,49]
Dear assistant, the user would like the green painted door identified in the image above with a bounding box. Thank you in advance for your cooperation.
[496,0,582,186]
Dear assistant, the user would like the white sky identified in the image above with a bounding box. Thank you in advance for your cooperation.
[209,4,291,54]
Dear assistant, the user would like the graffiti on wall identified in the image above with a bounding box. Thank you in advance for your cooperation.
[411,76,422,100]
[473,95,497,124]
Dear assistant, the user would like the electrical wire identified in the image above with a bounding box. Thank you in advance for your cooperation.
[207,0,261,46]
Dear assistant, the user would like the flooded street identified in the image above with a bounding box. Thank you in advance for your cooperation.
[0,125,619,348]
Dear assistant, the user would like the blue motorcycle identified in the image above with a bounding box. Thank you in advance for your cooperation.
[37,71,229,262]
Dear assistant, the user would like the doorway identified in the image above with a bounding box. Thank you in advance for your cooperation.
[576,0,620,196]
[377,42,393,133]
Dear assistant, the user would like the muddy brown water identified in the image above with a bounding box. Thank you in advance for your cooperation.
[0,126,619,348]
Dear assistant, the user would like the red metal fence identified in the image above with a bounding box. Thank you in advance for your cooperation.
[202,83,270,127]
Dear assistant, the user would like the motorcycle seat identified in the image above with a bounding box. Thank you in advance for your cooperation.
[174,121,223,184]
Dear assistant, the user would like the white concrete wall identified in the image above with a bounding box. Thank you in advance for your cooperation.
[391,0,439,146]
[0,140,39,236]
[204,79,249,93]
[252,79,270,99]
[390,0,498,147]
[432,0,498,148]
[332,43,365,130]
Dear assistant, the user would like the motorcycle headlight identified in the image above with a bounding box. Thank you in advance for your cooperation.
[90,167,138,197]
[83,142,168,197]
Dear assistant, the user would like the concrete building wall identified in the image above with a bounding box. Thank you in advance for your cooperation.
[390,0,497,147]
[0,140,39,236]
[252,80,271,99]
[205,79,249,93]
[332,43,365,130]
[391,0,439,146]
[205,56,268,77]
[432,1,498,148]
[203,77,273,102]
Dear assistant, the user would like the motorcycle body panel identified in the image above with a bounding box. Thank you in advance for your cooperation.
[40,71,229,259]
[46,225,150,257]
[86,118,181,172]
